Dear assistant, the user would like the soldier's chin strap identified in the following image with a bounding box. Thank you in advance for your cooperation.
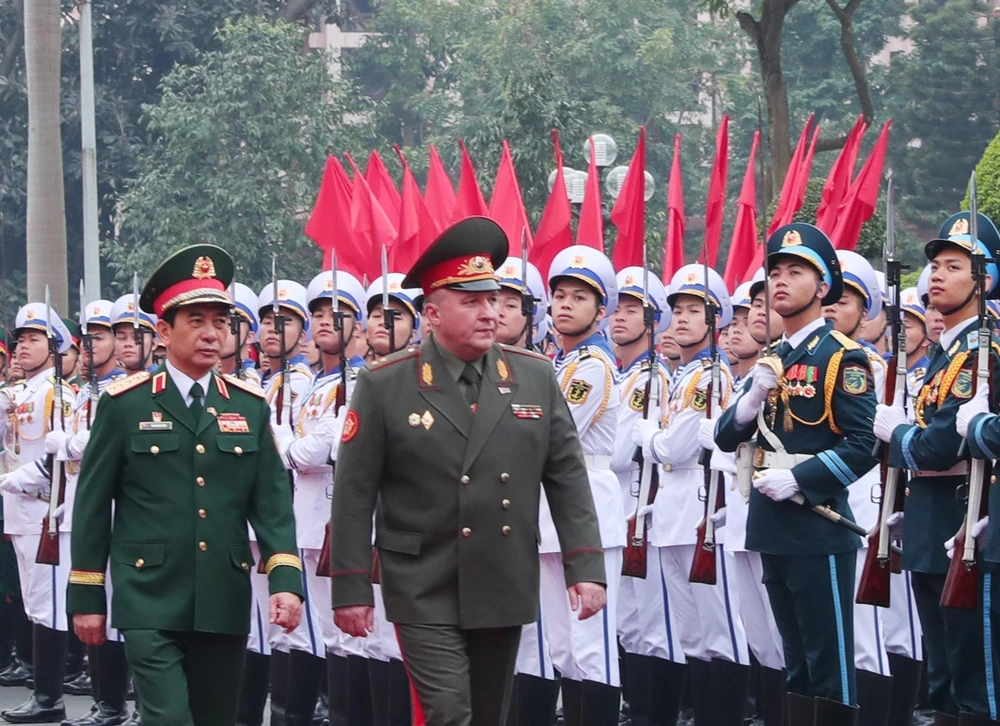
[219,327,250,362]
[20,356,52,377]
[843,311,864,341]
[778,282,824,321]
[677,330,710,350]
[937,285,978,318]
[554,309,603,339]
[616,325,649,349]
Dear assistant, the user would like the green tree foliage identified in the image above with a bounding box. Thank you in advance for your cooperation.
[109,17,373,288]
[969,127,1000,225]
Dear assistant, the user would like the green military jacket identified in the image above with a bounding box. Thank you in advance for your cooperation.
[67,368,302,635]
[330,336,606,629]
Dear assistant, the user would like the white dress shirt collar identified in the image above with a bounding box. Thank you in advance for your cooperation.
[165,360,213,407]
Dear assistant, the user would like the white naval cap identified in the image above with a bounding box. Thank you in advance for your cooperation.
[667,264,733,328]
[899,287,925,323]
[497,257,547,321]
[231,283,260,333]
[616,266,671,334]
[836,250,883,321]
[547,245,619,332]
[14,303,72,354]
[83,300,115,329]
[110,295,157,331]
[732,281,753,311]
[366,273,422,328]
[307,270,367,328]
[257,280,309,330]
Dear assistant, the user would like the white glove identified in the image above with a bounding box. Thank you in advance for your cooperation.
[319,405,349,442]
[886,511,905,539]
[0,388,14,412]
[698,418,717,451]
[631,419,660,461]
[44,431,67,456]
[65,429,90,461]
[956,383,990,439]
[752,468,800,502]
[873,404,908,444]
[710,507,727,529]
[270,420,295,458]
[945,516,990,560]
[0,466,43,497]
[735,362,778,425]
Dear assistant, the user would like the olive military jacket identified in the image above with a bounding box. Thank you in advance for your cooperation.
[716,322,876,556]
[330,336,606,629]
[67,369,302,635]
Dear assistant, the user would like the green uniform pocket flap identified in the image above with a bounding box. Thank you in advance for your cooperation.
[216,436,259,455]
[129,434,180,455]
[375,528,421,555]
[230,544,254,573]
[112,541,166,569]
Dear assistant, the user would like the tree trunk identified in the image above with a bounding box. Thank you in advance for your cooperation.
[24,0,67,311]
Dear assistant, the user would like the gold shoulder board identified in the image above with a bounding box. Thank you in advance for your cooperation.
[830,330,862,351]
[224,374,266,398]
[105,372,151,397]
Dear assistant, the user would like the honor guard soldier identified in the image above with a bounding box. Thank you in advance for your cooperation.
[824,251,893,726]
[331,217,607,726]
[545,245,624,723]
[253,278,313,721]
[609,268,687,726]
[109,296,156,374]
[62,319,82,390]
[67,245,304,726]
[272,269,367,726]
[219,282,261,386]
[716,223,879,726]
[495,257,547,350]
[0,306,74,724]
[632,264,750,726]
[876,212,1000,726]
[900,289,930,399]
[361,272,422,726]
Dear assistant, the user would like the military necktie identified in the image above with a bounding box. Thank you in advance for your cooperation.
[459,364,481,407]
[190,382,204,422]
[774,341,792,359]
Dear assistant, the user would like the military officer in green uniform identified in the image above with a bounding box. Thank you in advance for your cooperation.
[330,217,608,726]
[716,224,879,726]
[67,245,304,726]
[874,212,1000,726]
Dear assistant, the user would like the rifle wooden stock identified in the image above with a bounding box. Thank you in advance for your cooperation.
[317,520,332,577]
[622,465,658,579]
[941,460,990,610]
[623,354,660,580]
[35,514,59,566]
[690,469,725,585]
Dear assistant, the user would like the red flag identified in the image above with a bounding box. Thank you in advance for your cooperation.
[767,114,815,235]
[424,145,456,230]
[815,116,866,234]
[304,155,363,276]
[576,136,604,251]
[393,146,440,273]
[488,140,533,255]
[345,153,398,280]
[830,120,892,251]
[699,116,730,268]
[662,135,686,284]
[365,150,402,227]
[453,140,489,221]
[791,123,820,217]
[610,127,647,271]
[529,130,573,280]
[725,132,760,288]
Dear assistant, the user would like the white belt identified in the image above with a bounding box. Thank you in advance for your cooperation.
[584,455,612,470]
[660,462,701,472]
[910,463,968,479]
[753,450,814,469]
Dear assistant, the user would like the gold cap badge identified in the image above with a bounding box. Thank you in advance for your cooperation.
[193,256,216,279]
[950,218,970,236]
[781,230,803,247]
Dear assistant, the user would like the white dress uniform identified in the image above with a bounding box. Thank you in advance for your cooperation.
[0,307,74,630]
[272,270,366,660]
[541,246,624,689]
[251,280,314,656]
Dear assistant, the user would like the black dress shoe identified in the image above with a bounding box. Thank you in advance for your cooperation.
[61,703,127,726]
[121,710,141,726]
[0,661,30,688]
[64,670,92,696]
[0,694,67,724]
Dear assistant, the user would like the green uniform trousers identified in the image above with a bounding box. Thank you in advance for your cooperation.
[122,629,246,726]
[394,623,522,726]
[761,551,857,706]
[912,572,989,716]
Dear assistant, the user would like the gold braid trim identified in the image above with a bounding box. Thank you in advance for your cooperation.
[593,358,613,425]
[44,388,54,434]
[938,350,970,408]
[823,349,845,435]
[682,367,704,411]
[265,554,303,575]
[914,380,932,428]
[558,360,581,393]
[69,571,105,586]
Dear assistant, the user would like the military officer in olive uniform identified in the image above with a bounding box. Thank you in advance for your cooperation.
[68,245,304,726]
[331,217,607,726]
[875,212,1000,726]
[716,224,879,726]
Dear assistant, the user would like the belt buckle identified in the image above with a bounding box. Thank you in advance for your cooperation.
[753,448,765,467]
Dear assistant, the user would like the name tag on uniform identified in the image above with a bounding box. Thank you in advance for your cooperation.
[139,421,173,431]
[217,413,250,433]
[511,404,543,419]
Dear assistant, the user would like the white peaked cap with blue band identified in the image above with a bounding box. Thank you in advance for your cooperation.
[666,263,733,328]
[83,300,114,329]
[14,303,72,355]
[547,245,619,333]
[835,250,883,322]
[616,266,671,335]
[307,270,367,328]
[231,283,260,333]
[366,273,423,329]
[110,295,157,331]
[257,280,309,331]
[497,257,547,321]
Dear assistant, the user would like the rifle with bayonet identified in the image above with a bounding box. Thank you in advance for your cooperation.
[79,280,98,428]
[272,255,291,426]
[36,286,65,566]
[858,180,907,608]
[229,273,245,381]
[520,229,536,351]
[623,249,661,579]
[131,273,146,371]
[941,172,993,610]
[691,257,725,584]
[381,245,399,356]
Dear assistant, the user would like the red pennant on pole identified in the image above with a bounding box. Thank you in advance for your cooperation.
[425,144,456,230]
[529,130,573,280]
[453,140,489,221]
[830,120,892,251]
[698,116,729,268]
[767,114,815,235]
[815,116,866,234]
[662,135,686,284]
[576,136,604,251]
[488,140,533,255]
[610,127,647,271]
[725,132,760,289]
[393,146,440,273]
[365,150,402,227]
[305,155,363,277]
[345,153,397,281]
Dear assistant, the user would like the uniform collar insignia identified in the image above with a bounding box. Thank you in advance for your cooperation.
[806,335,820,352]
[151,371,168,396]
[214,373,229,400]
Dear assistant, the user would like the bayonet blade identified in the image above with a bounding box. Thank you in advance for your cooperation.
[886,180,895,262]
[271,254,280,318]
[970,171,979,251]
[45,286,52,342]
[381,245,390,314]
[332,251,339,316]
[132,272,139,330]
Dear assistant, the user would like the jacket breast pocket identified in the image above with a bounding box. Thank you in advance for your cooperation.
[376,528,421,555]
[112,541,166,571]
[216,436,259,456]
[130,434,179,456]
